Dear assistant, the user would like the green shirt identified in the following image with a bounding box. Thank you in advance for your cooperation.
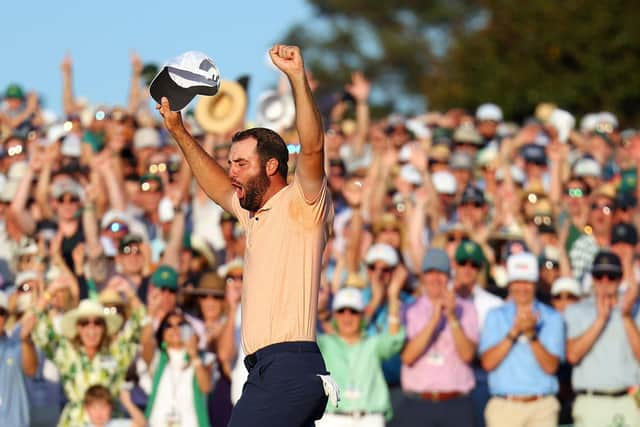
[317,329,405,420]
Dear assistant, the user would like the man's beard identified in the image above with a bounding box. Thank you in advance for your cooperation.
[239,169,270,212]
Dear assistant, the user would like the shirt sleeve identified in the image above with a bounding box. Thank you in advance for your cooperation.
[31,309,61,360]
[111,304,147,367]
[478,308,502,355]
[374,328,406,360]
[539,309,565,359]
[230,193,250,229]
[293,175,333,226]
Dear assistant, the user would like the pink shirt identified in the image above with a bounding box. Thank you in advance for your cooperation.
[401,295,479,393]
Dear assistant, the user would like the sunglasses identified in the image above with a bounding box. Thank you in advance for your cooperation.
[159,287,177,294]
[592,271,622,281]
[226,274,243,284]
[77,317,105,327]
[336,308,361,315]
[566,188,585,198]
[458,260,481,269]
[103,306,123,316]
[57,195,80,204]
[18,283,34,293]
[167,320,188,329]
[533,216,552,226]
[148,163,167,174]
[367,265,394,274]
[7,145,24,157]
[200,293,225,300]
[108,222,129,233]
[461,201,484,208]
[140,182,161,192]
[448,235,467,243]
[590,203,612,214]
[552,293,579,301]
[0,307,8,317]
[120,245,141,255]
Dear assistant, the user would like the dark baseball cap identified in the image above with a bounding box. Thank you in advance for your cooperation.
[520,144,546,165]
[611,223,638,246]
[591,251,622,275]
[118,234,143,253]
[455,240,485,267]
[460,185,485,205]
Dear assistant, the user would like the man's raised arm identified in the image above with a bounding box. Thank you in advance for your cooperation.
[269,45,325,200]
[157,97,235,213]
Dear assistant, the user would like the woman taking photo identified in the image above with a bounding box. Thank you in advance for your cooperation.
[144,308,214,427]
[30,281,147,427]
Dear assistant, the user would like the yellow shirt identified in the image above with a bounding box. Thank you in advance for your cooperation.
[231,175,333,354]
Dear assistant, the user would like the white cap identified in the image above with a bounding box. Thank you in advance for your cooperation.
[398,144,413,163]
[61,133,82,157]
[100,209,131,229]
[399,164,423,186]
[476,144,499,167]
[405,118,432,139]
[16,237,38,256]
[431,171,457,195]
[15,270,39,287]
[46,123,68,144]
[51,178,83,199]
[256,91,296,132]
[551,277,581,296]
[476,103,503,122]
[572,157,601,178]
[150,51,221,111]
[0,291,7,310]
[158,197,175,223]
[506,252,539,284]
[332,287,365,312]
[0,180,18,202]
[134,127,162,150]
[495,165,526,184]
[217,258,244,278]
[364,243,399,267]
[597,112,618,131]
[548,109,575,143]
[580,113,599,133]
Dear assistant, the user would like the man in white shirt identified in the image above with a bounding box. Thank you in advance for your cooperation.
[452,240,503,427]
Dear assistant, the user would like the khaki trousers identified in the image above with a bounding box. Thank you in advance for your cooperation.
[572,394,640,427]
[484,395,559,427]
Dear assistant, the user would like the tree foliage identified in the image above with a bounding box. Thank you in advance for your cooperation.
[284,0,640,123]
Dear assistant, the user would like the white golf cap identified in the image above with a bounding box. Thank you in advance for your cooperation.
[332,287,365,312]
[256,90,296,132]
[399,164,423,186]
[548,109,575,143]
[134,127,162,150]
[150,51,221,111]
[572,157,601,178]
[580,113,599,133]
[365,243,399,267]
[432,171,457,195]
[551,277,581,296]
[476,103,503,122]
[61,134,82,157]
[506,252,539,284]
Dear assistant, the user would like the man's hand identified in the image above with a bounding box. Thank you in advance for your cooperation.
[388,265,408,299]
[443,290,457,320]
[131,51,143,76]
[269,45,305,80]
[61,53,72,75]
[156,97,185,134]
[596,294,613,322]
[430,299,444,324]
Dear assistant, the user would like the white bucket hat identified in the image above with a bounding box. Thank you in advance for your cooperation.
[60,299,123,340]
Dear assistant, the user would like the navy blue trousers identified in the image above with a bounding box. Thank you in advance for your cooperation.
[388,393,474,427]
[227,342,329,427]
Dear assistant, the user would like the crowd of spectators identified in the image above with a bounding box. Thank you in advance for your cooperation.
[1,53,639,427]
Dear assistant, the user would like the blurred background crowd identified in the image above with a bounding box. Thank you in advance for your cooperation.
[2,20,640,427]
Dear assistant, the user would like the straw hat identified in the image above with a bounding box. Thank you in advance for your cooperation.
[60,299,123,340]
[195,80,247,134]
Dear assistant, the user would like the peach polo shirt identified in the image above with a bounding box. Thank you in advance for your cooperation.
[230,175,333,355]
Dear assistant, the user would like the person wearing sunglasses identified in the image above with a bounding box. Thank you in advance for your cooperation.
[456,185,489,237]
[30,283,148,427]
[398,248,479,427]
[565,251,640,427]
[316,286,404,427]
[569,184,616,282]
[452,240,504,427]
[480,252,564,427]
[0,290,38,427]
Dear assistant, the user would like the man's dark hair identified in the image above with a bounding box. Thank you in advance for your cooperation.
[232,128,289,179]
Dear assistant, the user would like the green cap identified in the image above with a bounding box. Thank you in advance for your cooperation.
[455,240,485,266]
[619,169,637,194]
[4,84,25,100]
[151,265,178,291]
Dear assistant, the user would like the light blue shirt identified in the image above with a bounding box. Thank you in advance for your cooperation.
[565,297,640,390]
[479,301,565,396]
[0,334,30,427]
